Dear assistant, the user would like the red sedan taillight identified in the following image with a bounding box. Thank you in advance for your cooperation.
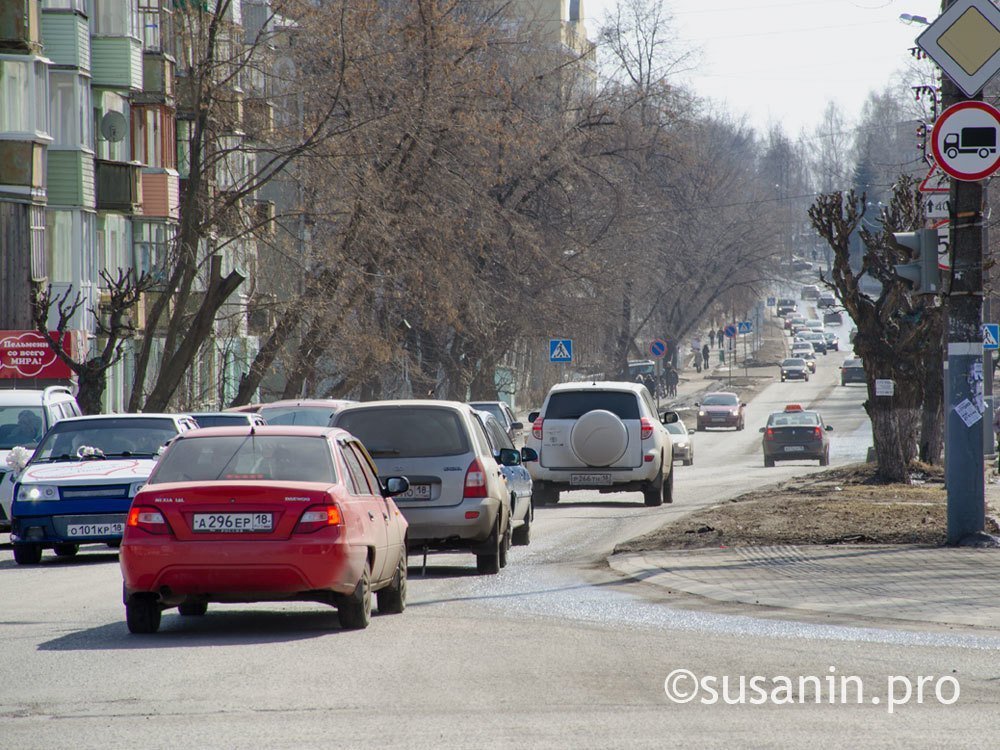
[640,417,654,440]
[294,504,343,534]
[532,417,543,439]
[127,507,171,535]
[464,458,488,499]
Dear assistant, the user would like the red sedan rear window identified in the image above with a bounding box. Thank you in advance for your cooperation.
[149,435,337,484]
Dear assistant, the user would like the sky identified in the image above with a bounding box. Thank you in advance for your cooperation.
[583,0,946,136]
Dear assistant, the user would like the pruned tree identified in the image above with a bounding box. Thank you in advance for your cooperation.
[33,270,154,415]
[809,175,942,481]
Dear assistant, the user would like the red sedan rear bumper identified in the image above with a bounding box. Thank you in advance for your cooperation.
[120,530,365,602]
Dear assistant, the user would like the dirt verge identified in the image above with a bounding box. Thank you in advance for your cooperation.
[617,462,1000,553]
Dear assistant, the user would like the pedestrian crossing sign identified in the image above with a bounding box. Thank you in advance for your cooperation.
[737,321,752,334]
[984,323,999,351]
[549,339,573,362]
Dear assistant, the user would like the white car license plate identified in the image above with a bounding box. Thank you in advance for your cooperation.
[67,522,124,537]
[784,445,806,452]
[571,473,612,486]
[192,513,273,533]
[399,484,432,500]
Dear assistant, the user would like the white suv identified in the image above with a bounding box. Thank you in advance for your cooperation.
[0,386,82,530]
[525,382,677,507]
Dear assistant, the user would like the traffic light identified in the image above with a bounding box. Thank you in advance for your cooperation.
[891,228,940,295]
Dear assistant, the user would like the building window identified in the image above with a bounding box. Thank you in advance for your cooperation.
[49,72,92,150]
[176,118,191,178]
[30,205,47,282]
[132,105,176,169]
[133,221,172,281]
[42,0,88,12]
[92,0,140,38]
[0,57,49,136]
[138,0,174,55]
[94,91,130,162]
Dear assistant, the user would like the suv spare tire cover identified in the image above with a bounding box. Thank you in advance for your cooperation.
[570,410,629,466]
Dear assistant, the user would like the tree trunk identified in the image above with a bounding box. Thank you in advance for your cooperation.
[75,364,107,415]
[865,390,909,482]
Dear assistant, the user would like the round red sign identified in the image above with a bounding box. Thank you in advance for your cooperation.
[931,100,1000,182]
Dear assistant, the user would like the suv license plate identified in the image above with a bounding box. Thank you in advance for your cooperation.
[784,445,805,452]
[571,473,612,486]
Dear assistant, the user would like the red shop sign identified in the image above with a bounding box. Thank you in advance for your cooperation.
[0,331,75,379]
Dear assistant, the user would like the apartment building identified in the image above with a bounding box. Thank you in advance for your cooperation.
[0,0,267,410]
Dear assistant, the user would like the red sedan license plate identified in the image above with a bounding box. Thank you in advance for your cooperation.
[192,513,273,532]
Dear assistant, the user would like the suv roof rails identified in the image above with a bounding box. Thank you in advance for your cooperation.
[42,385,73,401]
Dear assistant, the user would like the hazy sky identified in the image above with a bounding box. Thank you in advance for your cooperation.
[583,0,945,135]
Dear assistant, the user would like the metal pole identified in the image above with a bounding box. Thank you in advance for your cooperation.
[941,73,986,544]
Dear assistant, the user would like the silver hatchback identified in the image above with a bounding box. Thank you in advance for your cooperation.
[332,400,520,575]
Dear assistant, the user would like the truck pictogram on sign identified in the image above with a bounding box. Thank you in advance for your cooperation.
[943,127,997,159]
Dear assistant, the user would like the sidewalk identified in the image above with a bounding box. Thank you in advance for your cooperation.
[609,544,1000,629]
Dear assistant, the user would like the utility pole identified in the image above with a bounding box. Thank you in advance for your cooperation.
[940,78,986,544]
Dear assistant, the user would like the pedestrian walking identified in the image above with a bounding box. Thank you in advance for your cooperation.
[701,343,710,371]
[664,364,679,397]
[716,328,724,348]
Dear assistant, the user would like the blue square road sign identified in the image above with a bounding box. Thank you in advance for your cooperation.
[550,339,573,362]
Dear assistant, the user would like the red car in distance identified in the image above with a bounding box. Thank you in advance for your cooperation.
[120,426,409,634]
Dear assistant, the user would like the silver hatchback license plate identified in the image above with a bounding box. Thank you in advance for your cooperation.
[571,473,612,486]
[192,513,273,533]
[399,484,432,500]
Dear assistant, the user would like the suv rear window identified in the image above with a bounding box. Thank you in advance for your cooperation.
[336,407,470,458]
[544,391,640,420]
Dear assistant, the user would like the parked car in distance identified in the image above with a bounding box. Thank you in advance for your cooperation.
[468,401,523,444]
[258,399,355,426]
[189,412,267,428]
[695,391,747,431]
[840,358,866,386]
[822,331,840,351]
[478,411,535,546]
[791,257,813,272]
[817,292,837,308]
[525,381,677,507]
[119,426,410,633]
[801,284,820,300]
[760,404,833,467]
[780,358,810,382]
[9,413,199,565]
[0,386,82,531]
[332,400,517,574]
[664,420,694,466]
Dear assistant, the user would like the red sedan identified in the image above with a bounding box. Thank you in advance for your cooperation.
[119,426,409,634]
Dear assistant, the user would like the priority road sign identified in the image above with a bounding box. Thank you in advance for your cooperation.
[984,323,999,351]
[737,321,752,334]
[549,338,572,362]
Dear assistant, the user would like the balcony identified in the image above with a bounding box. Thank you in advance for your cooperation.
[0,0,41,54]
[138,52,175,104]
[95,160,143,213]
[0,140,45,190]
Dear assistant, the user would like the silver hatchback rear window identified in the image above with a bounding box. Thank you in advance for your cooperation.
[336,407,470,458]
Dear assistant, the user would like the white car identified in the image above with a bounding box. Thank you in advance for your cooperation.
[664,420,694,466]
[0,386,82,530]
[525,381,677,507]
[8,413,199,565]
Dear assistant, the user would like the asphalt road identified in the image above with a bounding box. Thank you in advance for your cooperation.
[3,339,1000,747]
